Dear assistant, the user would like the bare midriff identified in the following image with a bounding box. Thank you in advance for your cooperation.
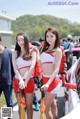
[42,63,55,76]
[18,67,30,77]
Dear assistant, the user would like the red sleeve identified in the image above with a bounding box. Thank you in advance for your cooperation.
[59,46,66,73]
[33,61,42,77]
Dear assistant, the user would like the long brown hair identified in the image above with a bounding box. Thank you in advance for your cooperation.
[42,28,60,52]
[15,33,31,60]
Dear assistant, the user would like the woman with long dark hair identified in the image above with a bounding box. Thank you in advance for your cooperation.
[12,33,37,119]
[35,28,62,119]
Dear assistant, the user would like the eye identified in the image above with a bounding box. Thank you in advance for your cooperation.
[17,38,24,42]
[51,35,54,38]
[46,35,49,38]
[17,39,20,42]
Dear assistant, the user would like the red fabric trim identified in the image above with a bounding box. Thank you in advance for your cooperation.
[18,66,30,70]
[42,76,60,92]
[42,62,54,64]
[33,61,42,77]
[13,77,34,93]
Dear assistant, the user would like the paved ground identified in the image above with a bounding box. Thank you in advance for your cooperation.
[0,86,65,119]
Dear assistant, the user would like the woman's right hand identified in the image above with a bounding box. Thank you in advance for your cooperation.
[41,83,49,91]
[19,79,25,89]
[32,46,39,54]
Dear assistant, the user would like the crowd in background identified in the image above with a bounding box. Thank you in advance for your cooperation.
[0,29,80,119]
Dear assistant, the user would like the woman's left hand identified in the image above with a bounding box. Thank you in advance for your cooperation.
[32,46,39,55]
[41,83,49,91]
[19,79,25,89]
[22,75,28,87]
[24,80,28,87]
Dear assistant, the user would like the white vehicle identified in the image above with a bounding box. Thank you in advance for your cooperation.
[61,58,80,119]
[59,45,80,119]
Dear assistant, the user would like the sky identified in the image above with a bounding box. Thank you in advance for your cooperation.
[0,0,80,23]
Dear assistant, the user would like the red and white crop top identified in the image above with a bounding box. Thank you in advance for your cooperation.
[16,56,42,78]
[40,52,55,64]
[16,57,32,70]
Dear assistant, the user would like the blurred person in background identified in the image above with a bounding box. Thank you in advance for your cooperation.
[12,33,37,119]
[39,38,45,52]
[0,36,14,108]
[65,35,74,70]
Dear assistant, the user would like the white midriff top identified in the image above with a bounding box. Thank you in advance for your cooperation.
[40,52,58,78]
[40,52,55,64]
[16,57,32,70]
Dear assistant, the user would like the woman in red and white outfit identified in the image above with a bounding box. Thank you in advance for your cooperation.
[36,28,62,119]
[12,33,37,119]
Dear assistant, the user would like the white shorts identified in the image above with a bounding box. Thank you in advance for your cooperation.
[50,83,60,94]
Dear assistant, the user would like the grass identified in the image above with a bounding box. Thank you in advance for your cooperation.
[0,92,6,108]
[0,90,16,110]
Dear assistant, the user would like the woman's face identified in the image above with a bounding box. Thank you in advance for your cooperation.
[17,35,24,48]
[46,31,56,45]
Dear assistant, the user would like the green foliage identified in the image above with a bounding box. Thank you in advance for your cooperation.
[12,15,80,42]
[0,93,6,109]
[0,91,16,109]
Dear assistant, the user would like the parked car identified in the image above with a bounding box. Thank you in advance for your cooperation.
[61,46,80,118]
[61,58,80,119]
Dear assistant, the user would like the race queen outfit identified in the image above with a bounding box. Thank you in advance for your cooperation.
[40,51,60,94]
[13,50,42,94]
[13,56,35,93]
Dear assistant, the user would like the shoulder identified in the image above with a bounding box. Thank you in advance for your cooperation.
[56,48,62,57]
[40,51,44,54]
[56,47,62,53]
[60,46,64,51]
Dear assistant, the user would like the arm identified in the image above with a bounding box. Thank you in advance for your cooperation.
[24,51,37,86]
[12,51,25,89]
[32,46,41,64]
[9,50,15,79]
[31,47,42,79]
